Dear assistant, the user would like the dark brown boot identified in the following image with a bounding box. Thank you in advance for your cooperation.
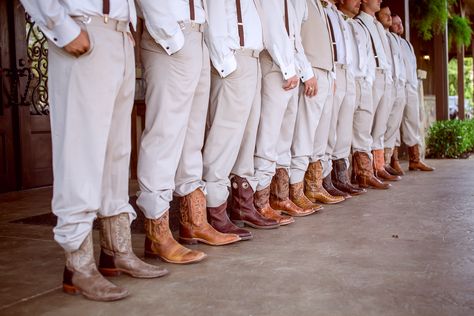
[207,202,252,240]
[270,168,316,217]
[384,148,403,176]
[304,161,345,204]
[289,182,323,212]
[229,175,280,229]
[372,149,401,181]
[408,145,435,171]
[323,174,351,199]
[254,186,294,226]
[331,158,366,196]
[390,146,405,175]
[353,151,391,190]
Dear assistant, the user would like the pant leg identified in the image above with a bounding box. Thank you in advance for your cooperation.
[401,84,422,147]
[137,30,203,219]
[371,72,392,150]
[384,80,407,149]
[276,88,299,171]
[333,71,356,161]
[352,78,374,154]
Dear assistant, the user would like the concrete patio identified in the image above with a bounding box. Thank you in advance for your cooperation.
[0,159,473,316]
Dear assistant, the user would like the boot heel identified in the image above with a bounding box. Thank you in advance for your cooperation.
[63,283,80,295]
[231,220,245,228]
[179,237,198,245]
[98,267,122,277]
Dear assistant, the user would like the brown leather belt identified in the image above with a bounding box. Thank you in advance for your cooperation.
[236,0,245,47]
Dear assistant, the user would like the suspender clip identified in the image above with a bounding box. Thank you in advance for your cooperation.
[104,14,109,24]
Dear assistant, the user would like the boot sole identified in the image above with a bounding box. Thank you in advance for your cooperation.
[144,251,207,264]
[63,284,129,301]
[280,210,317,217]
[99,267,168,279]
[178,237,241,246]
[232,220,280,230]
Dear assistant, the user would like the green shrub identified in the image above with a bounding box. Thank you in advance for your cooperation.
[426,119,474,158]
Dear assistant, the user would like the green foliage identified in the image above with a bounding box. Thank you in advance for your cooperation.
[448,15,473,48]
[448,57,474,114]
[426,119,474,158]
[411,0,455,40]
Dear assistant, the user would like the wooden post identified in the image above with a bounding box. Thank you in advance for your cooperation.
[457,46,465,120]
[434,27,449,121]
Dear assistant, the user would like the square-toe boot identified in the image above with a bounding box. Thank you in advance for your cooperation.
[179,189,241,246]
[270,168,316,217]
[304,161,345,204]
[254,186,295,226]
[408,145,435,171]
[372,149,401,181]
[289,181,323,212]
[144,211,207,264]
[384,148,403,176]
[98,213,168,278]
[229,175,280,229]
[207,202,253,240]
[63,232,129,301]
[331,159,366,196]
[353,151,391,190]
[323,174,351,199]
[390,146,405,175]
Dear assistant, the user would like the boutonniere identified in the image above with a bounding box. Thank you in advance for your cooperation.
[343,14,349,21]
[320,0,329,8]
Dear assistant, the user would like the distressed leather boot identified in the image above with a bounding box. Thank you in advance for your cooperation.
[229,175,280,229]
[304,161,345,204]
[331,158,366,196]
[384,148,402,176]
[408,145,435,171]
[270,168,316,217]
[254,186,294,226]
[144,211,206,264]
[63,232,129,301]
[353,151,391,190]
[323,174,351,199]
[390,146,405,175]
[207,202,253,240]
[372,149,401,181]
[98,213,168,279]
[179,189,241,246]
[290,182,323,212]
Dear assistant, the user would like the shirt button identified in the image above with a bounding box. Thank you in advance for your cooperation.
[53,38,58,41]
[221,70,224,73]
[166,46,170,50]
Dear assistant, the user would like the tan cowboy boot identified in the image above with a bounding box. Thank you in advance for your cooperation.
[390,146,405,175]
[63,232,129,301]
[289,182,323,212]
[179,189,241,246]
[372,149,401,181]
[144,211,206,264]
[270,168,316,217]
[384,148,402,176]
[353,151,391,190]
[408,145,435,171]
[98,213,168,278]
[304,161,345,204]
[254,186,294,226]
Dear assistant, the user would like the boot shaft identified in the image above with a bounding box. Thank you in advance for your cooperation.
[270,168,290,201]
[304,161,323,190]
[99,213,132,254]
[179,189,207,228]
[254,186,271,210]
[144,212,174,244]
[372,149,385,171]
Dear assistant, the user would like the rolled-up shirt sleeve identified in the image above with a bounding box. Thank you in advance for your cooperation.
[137,0,185,55]
[20,0,81,48]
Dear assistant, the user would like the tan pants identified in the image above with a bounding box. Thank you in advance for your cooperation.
[49,17,135,252]
[290,68,332,184]
[203,51,261,207]
[384,80,407,149]
[398,83,422,147]
[371,70,393,150]
[137,27,210,219]
[352,78,374,155]
[323,65,356,177]
[254,51,299,191]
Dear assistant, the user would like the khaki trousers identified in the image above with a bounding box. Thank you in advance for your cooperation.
[384,80,407,149]
[398,83,422,147]
[254,52,299,191]
[323,65,356,177]
[137,28,210,219]
[371,70,393,150]
[49,18,136,252]
[203,51,261,207]
[352,78,374,155]
[290,68,332,184]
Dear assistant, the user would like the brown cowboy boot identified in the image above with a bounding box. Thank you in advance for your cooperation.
[144,211,206,264]
[254,186,294,226]
[98,213,168,279]
[408,145,435,171]
[179,189,241,246]
[304,161,345,204]
[390,146,405,175]
[372,149,401,181]
[323,174,351,199]
[270,168,316,217]
[353,151,391,190]
[229,175,280,229]
[207,202,253,240]
[331,158,366,196]
[384,148,402,176]
[289,182,323,212]
[63,232,129,301]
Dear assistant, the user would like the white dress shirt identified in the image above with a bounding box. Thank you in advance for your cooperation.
[20,0,136,47]
[291,0,316,82]
[205,0,264,78]
[347,18,375,84]
[387,32,406,83]
[137,0,206,55]
[400,38,418,89]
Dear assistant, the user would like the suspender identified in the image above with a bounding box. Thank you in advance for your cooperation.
[189,0,196,21]
[326,13,338,63]
[358,18,380,68]
[284,0,290,36]
[103,0,110,23]
[236,0,245,47]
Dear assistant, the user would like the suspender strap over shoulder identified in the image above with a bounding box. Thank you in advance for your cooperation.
[326,13,338,63]
[358,18,380,68]
[189,0,196,21]
[284,0,290,36]
[236,0,245,47]
[103,0,110,23]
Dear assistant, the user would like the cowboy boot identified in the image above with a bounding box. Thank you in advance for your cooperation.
[372,149,401,181]
[390,146,405,175]
[270,168,316,217]
[207,202,253,240]
[254,186,294,226]
[98,213,168,279]
[144,211,206,264]
[63,232,129,301]
[323,174,351,199]
[408,145,435,171]
[304,161,345,204]
[229,175,280,229]
[384,148,402,176]
[179,189,241,246]
[331,159,366,196]
[353,151,391,190]
[289,182,323,212]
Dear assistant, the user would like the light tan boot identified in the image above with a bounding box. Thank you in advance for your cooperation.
[144,211,207,264]
[254,186,294,226]
[289,182,323,212]
[408,145,435,171]
[179,189,241,246]
[98,213,168,278]
[63,232,129,301]
[390,146,405,175]
[304,161,345,204]
[372,149,401,181]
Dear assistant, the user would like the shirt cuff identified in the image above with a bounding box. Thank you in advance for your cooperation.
[214,53,237,78]
[156,29,185,55]
[299,66,314,82]
[49,17,81,48]
[279,62,297,80]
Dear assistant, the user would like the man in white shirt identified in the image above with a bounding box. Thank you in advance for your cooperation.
[20,0,167,301]
[137,0,241,265]
[390,15,435,172]
[203,0,280,235]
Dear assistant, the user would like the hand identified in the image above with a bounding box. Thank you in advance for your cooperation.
[64,30,91,57]
[282,75,299,91]
[304,77,318,97]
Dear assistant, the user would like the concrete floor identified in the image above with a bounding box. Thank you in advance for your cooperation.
[0,159,473,316]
